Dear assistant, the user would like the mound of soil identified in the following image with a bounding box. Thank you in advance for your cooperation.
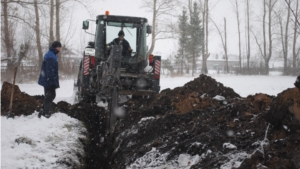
[110,75,299,169]
[1,81,42,116]
[246,93,273,114]
[122,74,241,126]
[158,74,240,113]
[266,87,300,130]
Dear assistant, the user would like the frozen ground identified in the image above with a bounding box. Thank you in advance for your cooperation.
[1,112,87,169]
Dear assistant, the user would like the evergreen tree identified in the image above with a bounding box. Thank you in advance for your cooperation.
[188,2,204,76]
[176,8,189,76]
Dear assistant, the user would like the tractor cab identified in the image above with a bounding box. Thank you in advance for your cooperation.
[83,13,152,73]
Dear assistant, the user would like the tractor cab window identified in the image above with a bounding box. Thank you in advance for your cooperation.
[106,22,137,54]
[95,18,147,64]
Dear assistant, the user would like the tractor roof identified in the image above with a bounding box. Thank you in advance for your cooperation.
[96,15,148,24]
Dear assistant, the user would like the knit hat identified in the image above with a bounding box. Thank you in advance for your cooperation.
[51,41,62,48]
[118,30,125,36]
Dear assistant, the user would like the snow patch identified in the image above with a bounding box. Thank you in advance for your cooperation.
[213,95,226,101]
[223,143,237,149]
[127,148,200,169]
[220,151,251,169]
[1,112,87,169]
[138,117,155,124]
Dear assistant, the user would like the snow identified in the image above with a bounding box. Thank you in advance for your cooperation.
[138,117,155,124]
[213,95,226,101]
[223,143,237,149]
[220,152,251,169]
[126,148,201,169]
[1,112,87,169]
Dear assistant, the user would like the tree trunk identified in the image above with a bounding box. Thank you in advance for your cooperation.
[235,0,242,71]
[263,0,267,66]
[192,49,195,76]
[3,0,11,59]
[49,0,54,44]
[201,0,209,74]
[147,0,157,55]
[204,0,209,74]
[265,59,270,75]
[201,0,206,74]
[283,0,291,74]
[224,18,229,73]
[55,0,60,42]
[292,0,299,68]
[246,0,250,71]
[264,0,278,75]
[34,0,43,69]
[56,0,61,67]
[181,49,184,76]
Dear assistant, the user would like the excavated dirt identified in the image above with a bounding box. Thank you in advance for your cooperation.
[110,74,299,169]
[266,87,300,130]
[1,81,43,116]
[1,74,300,169]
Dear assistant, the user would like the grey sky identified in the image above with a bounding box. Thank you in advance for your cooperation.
[72,0,296,62]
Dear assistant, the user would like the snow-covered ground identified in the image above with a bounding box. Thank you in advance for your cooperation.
[1,72,296,104]
[0,72,297,168]
[161,72,296,97]
[1,112,87,169]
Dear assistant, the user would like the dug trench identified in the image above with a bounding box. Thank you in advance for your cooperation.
[1,74,300,169]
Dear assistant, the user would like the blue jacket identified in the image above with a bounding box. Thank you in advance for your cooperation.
[38,47,60,88]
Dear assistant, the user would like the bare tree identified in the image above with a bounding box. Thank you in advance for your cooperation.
[224,18,228,73]
[263,0,267,70]
[2,0,12,59]
[141,0,178,55]
[291,0,299,68]
[211,18,229,73]
[56,0,61,42]
[246,0,251,71]
[263,0,278,75]
[285,0,300,33]
[198,0,210,74]
[275,1,291,75]
[231,0,242,71]
[49,0,54,44]
[34,0,43,69]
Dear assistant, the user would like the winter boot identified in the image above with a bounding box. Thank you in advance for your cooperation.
[43,111,51,118]
[38,109,44,118]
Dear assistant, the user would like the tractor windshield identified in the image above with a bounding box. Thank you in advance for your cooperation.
[95,18,147,65]
[106,22,137,53]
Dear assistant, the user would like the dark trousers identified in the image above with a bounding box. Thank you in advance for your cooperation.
[43,87,56,114]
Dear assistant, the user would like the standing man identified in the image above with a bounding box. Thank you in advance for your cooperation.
[38,41,62,118]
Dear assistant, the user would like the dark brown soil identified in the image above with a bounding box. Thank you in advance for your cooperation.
[266,87,300,130]
[1,81,42,116]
